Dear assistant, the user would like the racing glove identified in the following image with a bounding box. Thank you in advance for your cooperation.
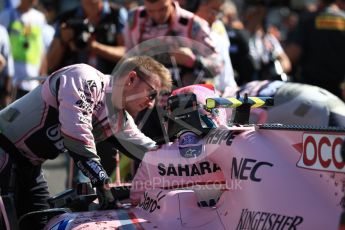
[68,150,120,209]
[96,178,120,210]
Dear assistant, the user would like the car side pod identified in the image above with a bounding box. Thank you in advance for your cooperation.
[44,189,226,230]
[134,189,224,229]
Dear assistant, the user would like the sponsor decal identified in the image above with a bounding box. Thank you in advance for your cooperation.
[116,209,144,229]
[99,171,106,180]
[179,132,199,145]
[76,90,94,114]
[138,191,165,213]
[25,107,66,158]
[236,209,304,230]
[316,15,345,31]
[231,158,273,182]
[179,145,202,158]
[205,129,240,145]
[179,132,203,158]
[86,160,107,180]
[76,161,97,184]
[78,114,91,124]
[76,160,107,184]
[197,196,220,208]
[94,101,103,112]
[86,80,97,91]
[158,161,221,176]
[46,124,64,151]
[48,218,73,230]
[297,133,345,173]
[75,99,93,114]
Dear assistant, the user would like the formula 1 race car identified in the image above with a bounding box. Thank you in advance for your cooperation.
[1,94,345,230]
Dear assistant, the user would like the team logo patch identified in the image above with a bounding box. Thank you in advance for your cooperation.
[179,132,199,145]
[179,145,202,158]
[178,132,202,158]
[296,133,345,173]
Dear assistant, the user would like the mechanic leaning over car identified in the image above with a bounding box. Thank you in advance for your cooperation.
[0,55,172,228]
[130,84,227,206]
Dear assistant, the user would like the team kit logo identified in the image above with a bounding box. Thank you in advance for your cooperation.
[236,208,304,230]
[296,133,345,173]
[138,191,166,213]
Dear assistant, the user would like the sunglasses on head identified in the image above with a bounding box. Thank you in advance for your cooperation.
[134,67,158,101]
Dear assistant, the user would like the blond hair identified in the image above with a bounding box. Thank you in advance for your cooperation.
[113,56,172,92]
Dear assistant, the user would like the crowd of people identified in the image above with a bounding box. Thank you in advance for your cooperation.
[0,0,345,228]
[0,0,344,101]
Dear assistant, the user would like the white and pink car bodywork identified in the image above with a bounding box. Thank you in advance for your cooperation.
[44,124,345,230]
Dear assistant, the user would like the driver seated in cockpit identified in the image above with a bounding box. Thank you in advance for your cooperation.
[130,84,228,207]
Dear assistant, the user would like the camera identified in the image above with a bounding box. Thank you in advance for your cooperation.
[65,18,95,49]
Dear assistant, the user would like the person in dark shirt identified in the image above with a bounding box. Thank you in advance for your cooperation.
[47,0,127,74]
[221,1,256,85]
[285,0,345,99]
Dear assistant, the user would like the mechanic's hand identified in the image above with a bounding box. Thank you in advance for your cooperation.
[96,180,121,210]
[96,186,116,210]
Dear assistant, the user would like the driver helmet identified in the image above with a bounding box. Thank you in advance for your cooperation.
[166,84,227,139]
[172,84,227,125]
